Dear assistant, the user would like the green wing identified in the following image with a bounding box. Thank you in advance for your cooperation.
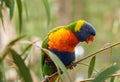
[40,24,73,64]
[49,22,77,33]
[48,23,76,34]
[40,36,49,77]
[48,26,63,34]
[40,26,63,76]
[65,21,76,31]
[40,36,49,67]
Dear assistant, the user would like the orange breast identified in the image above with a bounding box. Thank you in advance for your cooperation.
[48,28,79,52]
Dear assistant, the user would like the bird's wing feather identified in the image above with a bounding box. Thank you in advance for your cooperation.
[48,26,64,34]
[40,36,49,77]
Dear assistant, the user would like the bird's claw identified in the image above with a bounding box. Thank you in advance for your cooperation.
[68,62,77,69]
[42,76,50,82]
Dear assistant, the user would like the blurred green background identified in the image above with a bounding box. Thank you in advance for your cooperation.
[21,1,120,58]
[13,0,120,81]
[18,0,120,80]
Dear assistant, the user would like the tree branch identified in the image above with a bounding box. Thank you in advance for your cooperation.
[20,40,120,82]
[47,41,120,80]
[68,41,120,68]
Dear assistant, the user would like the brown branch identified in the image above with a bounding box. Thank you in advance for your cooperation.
[47,41,120,80]
[79,78,94,82]
[20,40,120,81]
[74,41,120,65]
[112,73,120,77]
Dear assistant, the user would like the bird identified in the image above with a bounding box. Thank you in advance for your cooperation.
[40,20,96,82]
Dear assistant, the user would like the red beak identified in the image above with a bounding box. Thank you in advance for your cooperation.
[85,35,94,44]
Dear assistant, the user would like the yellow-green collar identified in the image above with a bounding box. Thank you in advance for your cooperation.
[74,20,85,32]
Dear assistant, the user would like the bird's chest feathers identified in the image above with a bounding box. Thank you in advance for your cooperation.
[48,28,79,52]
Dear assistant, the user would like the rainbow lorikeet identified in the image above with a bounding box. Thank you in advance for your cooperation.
[40,20,96,82]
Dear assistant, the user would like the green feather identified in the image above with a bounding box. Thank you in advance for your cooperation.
[43,62,55,75]
[42,36,49,48]
[40,37,48,79]
[49,21,77,34]
[40,37,49,77]
[40,21,77,77]
[48,26,63,34]
[65,21,77,31]
[40,36,54,76]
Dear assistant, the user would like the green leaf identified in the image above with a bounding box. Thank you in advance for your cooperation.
[110,76,115,82]
[110,47,113,63]
[40,51,44,79]
[0,48,10,63]
[0,68,3,82]
[10,48,33,82]
[23,0,29,20]
[92,65,120,82]
[16,0,22,33]
[42,0,51,26]
[0,2,4,30]
[0,35,25,63]
[8,35,25,46]
[21,44,32,55]
[41,48,72,82]
[21,44,33,61]
[4,0,15,19]
[88,56,96,78]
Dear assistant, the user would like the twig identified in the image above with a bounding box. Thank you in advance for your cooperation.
[19,40,120,81]
[112,73,120,77]
[47,41,120,80]
[74,41,120,65]
[79,78,94,82]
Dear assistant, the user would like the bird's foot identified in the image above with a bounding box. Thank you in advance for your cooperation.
[68,62,77,69]
[42,76,50,82]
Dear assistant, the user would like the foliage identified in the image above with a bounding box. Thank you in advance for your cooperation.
[41,48,72,82]
[0,0,120,82]
[0,0,24,33]
[42,0,51,26]
[93,65,119,82]
[88,56,96,78]
[10,48,33,82]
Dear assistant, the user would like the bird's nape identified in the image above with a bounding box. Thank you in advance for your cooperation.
[73,21,96,43]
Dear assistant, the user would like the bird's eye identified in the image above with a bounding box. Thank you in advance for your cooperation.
[86,29,89,33]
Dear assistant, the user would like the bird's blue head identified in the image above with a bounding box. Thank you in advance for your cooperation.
[73,20,96,44]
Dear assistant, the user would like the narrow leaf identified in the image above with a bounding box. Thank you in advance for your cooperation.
[0,48,10,63]
[21,44,33,61]
[10,49,33,82]
[42,48,72,82]
[8,35,25,46]
[16,0,22,33]
[23,0,29,20]
[93,65,119,82]
[0,35,25,63]
[40,51,44,79]
[0,2,4,29]
[42,0,50,26]
[4,0,15,19]
[10,0,15,19]
[110,47,113,63]
[0,68,3,82]
[21,44,32,55]
[110,76,115,82]
[88,56,96,78]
